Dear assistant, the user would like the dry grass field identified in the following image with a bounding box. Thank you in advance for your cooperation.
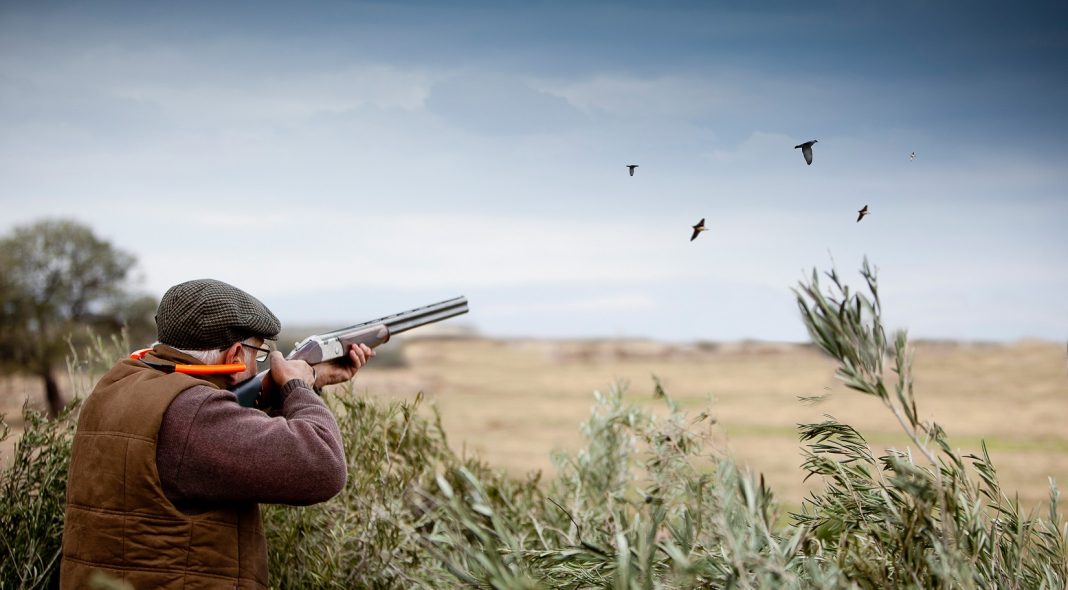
[361,336,1068,513]
[3,337,1067,513]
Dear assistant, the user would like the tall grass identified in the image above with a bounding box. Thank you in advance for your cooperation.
[1,260,1065,589]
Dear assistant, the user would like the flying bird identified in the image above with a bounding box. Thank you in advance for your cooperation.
[690,218,707,241]
[856,205,870,222]
[909,151,916,161]
[795,140,817,165]
[626,164,638,176]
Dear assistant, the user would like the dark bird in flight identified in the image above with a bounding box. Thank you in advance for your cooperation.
[909,151,916,161]
[795,140,817,165]
[857,205,870,222]
[627,164,638,176]
[690,218,707,241]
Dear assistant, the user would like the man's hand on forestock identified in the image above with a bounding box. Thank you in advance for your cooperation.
[312,343,375,390]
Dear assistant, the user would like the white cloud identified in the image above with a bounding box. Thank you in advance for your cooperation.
[539,75,729,119]
[702,130,797,163]
[135,212,699,296]
[111,63,433,121]
[482,293,657,316]
[0,31,437,140]
[425,73,588,136]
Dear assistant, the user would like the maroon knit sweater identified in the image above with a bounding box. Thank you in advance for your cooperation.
[156,379,347,507]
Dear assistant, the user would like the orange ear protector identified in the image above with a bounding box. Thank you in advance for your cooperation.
[130,348,247,375]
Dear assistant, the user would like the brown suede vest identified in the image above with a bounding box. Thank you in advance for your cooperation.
[60,357,268,590]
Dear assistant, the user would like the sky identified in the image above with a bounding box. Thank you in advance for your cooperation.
[1,1,1066,342]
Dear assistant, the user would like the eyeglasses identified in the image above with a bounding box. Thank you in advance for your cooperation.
[241,342,275,363]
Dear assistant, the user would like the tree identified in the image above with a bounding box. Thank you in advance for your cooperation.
[0,219,157,417]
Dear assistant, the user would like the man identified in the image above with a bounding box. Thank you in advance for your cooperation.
[60,279,374,589]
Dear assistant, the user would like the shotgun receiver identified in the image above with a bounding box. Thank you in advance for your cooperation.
[231,296,469,407]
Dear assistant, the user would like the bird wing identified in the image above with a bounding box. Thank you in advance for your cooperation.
[690,219,705,241]
[802,145,813,165]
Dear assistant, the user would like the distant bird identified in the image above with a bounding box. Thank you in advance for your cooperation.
[856,205,870,222]
[690,218,707,241]
[626,164,638,176]
[909,151,916,161]
[795,140,817,165]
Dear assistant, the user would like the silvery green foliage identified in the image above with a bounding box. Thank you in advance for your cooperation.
[792,258,1068,589]
[415,259,1067,589]
[0,400,80,589]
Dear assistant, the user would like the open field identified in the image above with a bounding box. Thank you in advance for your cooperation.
[361,337,1068,513]
[3,337,1067,512]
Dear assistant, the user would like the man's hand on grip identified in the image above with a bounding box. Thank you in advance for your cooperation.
[313,343,375,389]
[266,351,315,390]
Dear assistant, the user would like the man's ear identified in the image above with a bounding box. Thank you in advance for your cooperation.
[222,342,245,365]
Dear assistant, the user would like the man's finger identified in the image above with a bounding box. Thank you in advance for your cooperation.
[268,350,285,370]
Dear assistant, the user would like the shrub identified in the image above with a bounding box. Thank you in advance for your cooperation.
[262,391,490,587]
[401,259,1068,588]
[791,260,1068,588]
[0,331,119,589]
[0,399,80,588]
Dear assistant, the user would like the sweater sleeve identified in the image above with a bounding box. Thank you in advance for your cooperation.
[157,380,347,506]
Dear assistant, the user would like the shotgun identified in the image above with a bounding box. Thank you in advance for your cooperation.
[231,296,469,407]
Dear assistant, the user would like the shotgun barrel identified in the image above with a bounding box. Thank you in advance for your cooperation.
[231,296,468,407]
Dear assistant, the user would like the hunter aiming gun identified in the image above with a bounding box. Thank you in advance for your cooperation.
[231,296,469,407]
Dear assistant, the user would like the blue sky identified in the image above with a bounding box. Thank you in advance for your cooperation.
[1,1,1066,341]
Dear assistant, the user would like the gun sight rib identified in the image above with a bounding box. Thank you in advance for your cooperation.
[317,296,468,339]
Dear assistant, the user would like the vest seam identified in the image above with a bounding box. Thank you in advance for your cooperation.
[75,430,156,443]
[185,517,193,585]
[185,482,195,584]
[66,503,247,528]
[122,436,129,563]
[63,556,245,582]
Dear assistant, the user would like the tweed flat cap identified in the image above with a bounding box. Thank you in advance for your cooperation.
[156,279,281,350]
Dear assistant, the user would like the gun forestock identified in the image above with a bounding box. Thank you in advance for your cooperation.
[288,324,391,364]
